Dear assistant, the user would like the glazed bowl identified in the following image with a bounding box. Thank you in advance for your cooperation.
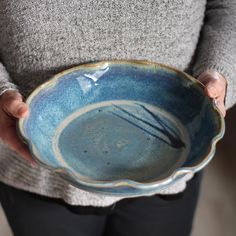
[17,60,224,196]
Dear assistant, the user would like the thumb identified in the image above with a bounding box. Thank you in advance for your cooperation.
[198,70,227,99]
[1,91,29,118]
[205,82,219,98]
[197,70,227,117]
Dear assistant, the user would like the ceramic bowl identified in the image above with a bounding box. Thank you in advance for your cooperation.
[17,60,224,196]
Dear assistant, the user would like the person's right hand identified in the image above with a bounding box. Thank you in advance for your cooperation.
[0,90,34,163]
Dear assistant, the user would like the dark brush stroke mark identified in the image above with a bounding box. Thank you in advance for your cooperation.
[136,103,179,137]
[109,111,171,146]
[137,103,185,148]
[112,104,185,149]
[113,104,170,134]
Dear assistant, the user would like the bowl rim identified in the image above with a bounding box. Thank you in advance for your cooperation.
[17,60,225,191]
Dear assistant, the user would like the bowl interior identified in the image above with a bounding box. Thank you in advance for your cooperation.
[19,62,222,183]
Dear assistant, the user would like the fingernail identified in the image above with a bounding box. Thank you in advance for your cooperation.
[17,106,27,116]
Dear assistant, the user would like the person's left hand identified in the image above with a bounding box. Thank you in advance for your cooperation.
[197,70,227,117]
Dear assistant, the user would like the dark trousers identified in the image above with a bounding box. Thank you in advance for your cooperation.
[0,173,202,236]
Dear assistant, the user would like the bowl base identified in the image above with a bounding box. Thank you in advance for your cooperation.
[52,100,190,182]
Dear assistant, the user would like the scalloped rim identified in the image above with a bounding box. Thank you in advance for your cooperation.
[17,60,225,190]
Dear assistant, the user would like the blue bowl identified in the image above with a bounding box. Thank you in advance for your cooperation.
[18,60,224,196]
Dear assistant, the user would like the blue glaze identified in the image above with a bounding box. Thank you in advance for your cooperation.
[18,61,224,196]
[55,101,189,182]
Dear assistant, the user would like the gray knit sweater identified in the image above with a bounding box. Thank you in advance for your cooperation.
[0,0,235,207]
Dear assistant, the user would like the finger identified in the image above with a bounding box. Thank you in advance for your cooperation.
[198,70,227,93]
[205,84,218,98]
[204,83,224,99]
[198,70,221,84]
[198,71,227,117]
[1,124,35,164]
[205,83,226,117]
[215,99,226,117]
[1,92,29,118]
[204,79,226,100]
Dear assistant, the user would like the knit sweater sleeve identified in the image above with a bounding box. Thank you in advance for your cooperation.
[192,0,236,109]
[0,62,18,96]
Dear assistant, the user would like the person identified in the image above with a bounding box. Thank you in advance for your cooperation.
[0,0,235,235]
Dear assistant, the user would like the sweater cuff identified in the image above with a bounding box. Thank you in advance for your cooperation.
[0,63,19,96]
[192,62,236,110]
[0,83,19,96]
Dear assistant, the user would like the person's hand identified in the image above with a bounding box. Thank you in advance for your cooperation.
[197,70,227,117]
[0,90,34,163]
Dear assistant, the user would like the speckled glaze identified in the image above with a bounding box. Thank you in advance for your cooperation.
[17,60,225,196]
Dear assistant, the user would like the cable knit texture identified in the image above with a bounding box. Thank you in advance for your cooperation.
[0,0,235,207]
